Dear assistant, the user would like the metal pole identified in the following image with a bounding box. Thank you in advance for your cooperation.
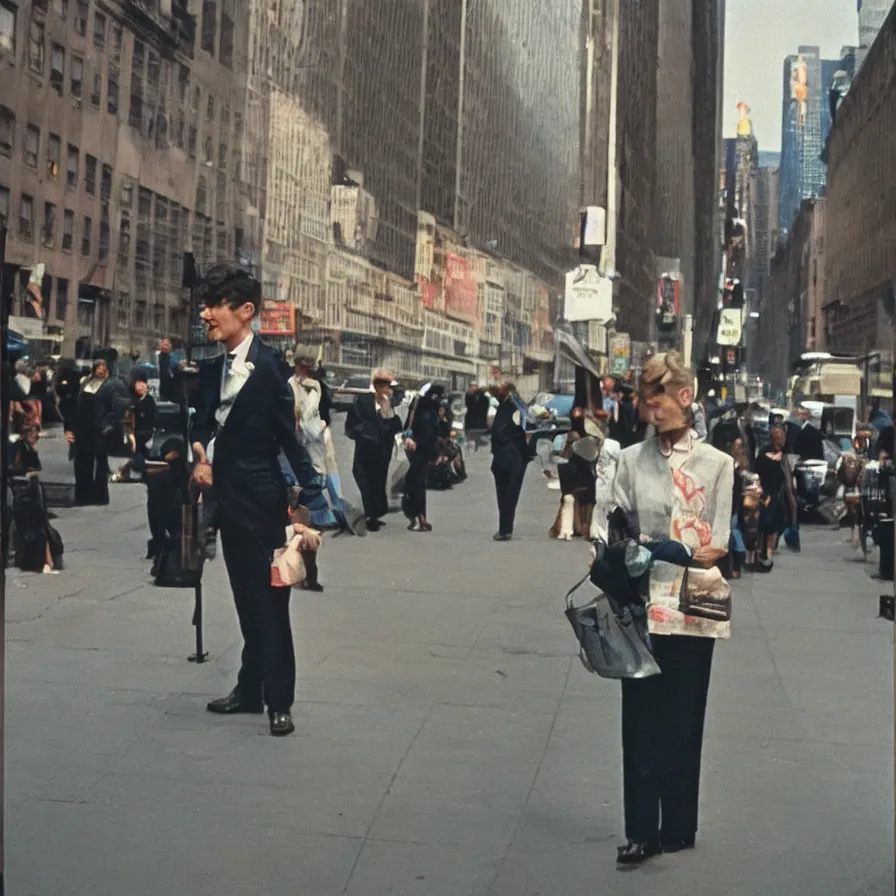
[601,0,621,277]
[682,313,694,370]
[415,0,431,215]
[0,222,9,896]
[453,0,468,233]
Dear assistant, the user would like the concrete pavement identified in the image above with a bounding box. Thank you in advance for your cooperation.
[5,429,894,894]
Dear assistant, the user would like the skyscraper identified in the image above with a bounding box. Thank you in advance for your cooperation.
[857,0,891,70]
[779,46,828,234]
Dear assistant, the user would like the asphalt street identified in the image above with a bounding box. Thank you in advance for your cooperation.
[5,424,894,895]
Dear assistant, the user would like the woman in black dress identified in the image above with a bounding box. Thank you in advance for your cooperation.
[65,359,120,506]
[402,384,444,532]
[754,425,796,566]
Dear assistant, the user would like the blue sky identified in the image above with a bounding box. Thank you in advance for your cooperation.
[723,0,858,151]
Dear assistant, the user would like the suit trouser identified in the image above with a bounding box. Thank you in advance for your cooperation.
[404,450,431,519]
[493,465,525,535]
[220,525,295,714]
[621,634,715,843]
[353,448,390,521]
[74,446,109,506]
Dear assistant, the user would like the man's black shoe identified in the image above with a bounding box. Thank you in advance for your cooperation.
[206,689,264,715]
[301,580,324,593]
[270,712,295,736]
[616,838,662,866]
[493,533,512,542]
[367,519,383,532]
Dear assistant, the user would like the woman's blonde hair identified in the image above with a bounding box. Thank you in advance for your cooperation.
[639,351,692,398]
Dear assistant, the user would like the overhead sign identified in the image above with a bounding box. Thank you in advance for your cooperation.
[8,315,45,340]
[716,308,744,347]
[610,333,630,375]
[564,265,613,323]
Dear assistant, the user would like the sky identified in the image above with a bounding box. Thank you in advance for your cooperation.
[722,1,858,152]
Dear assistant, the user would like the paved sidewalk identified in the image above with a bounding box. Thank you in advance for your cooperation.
[6,434,894,895]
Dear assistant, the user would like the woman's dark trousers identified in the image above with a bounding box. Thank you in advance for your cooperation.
[621,634,715,845]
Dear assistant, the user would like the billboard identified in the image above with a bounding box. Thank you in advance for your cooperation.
[610,332,630,375]
[656,276,681,329]
[716,308,743,346]
[791,57,808,128]
[259,300,296,337]
[444,254,479,323]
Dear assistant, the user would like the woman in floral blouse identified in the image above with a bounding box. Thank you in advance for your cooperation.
[611,351,734,866]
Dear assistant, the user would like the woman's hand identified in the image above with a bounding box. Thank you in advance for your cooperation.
[693,545,726,568]
[405,438,417,452]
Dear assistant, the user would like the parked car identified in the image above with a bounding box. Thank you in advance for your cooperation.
[332,375,372,412]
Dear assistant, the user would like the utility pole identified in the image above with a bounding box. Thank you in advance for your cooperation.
[600,0,621,279]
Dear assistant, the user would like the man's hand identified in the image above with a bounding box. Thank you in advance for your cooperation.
[693,545,726,568]
[64,430,75,444]
[192,461,213,489]
[405,438,417,452]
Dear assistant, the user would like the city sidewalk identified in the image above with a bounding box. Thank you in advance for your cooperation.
[5,435,894,895]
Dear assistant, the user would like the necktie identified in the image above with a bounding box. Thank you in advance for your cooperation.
[225,352,236,378]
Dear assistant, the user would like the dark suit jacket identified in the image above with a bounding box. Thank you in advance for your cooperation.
[345,393,401,457]
[794,422,825,461]
[190,338,320,550]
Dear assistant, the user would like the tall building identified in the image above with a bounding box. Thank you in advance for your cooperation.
[857,0,891,70]
[779,46,827,234]
[0,0,248,358]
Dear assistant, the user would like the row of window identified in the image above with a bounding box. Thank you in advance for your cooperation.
[0,185,107,258]
[0,0,118,57]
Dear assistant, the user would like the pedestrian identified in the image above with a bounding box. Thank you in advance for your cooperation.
[464,382,491,446]
[611,350,733,865]
[189,263,323,738]
[65,358,120,506]
[489,381,530,541]
[402,383,444,532]
[755,424,797,567]
[345,371,402,532]
[794,406,824,461]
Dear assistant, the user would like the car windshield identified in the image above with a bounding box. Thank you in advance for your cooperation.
[544,394,575,417]
[344,376,371,389]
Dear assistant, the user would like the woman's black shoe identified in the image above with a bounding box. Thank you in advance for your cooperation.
[616,838,662,865]
[660,835,695,854]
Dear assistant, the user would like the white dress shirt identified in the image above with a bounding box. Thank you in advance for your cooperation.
[207,333,254,463]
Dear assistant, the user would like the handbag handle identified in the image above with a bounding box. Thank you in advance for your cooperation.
[564,571,593,610]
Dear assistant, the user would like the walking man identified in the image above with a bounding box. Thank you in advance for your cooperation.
[190,264,321,737]
[346,371,401,531]
[490,382,530,541]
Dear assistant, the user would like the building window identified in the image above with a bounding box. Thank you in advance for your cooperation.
[42,201,56,247]
[0,185,9,226]
[29,18,45,74]
[77,297,94,329]
[118,210,130,261]
[74,0,87,36]
[178,65,188,103]
[120,178,133,208]
[62,209,74,250]
[153,303,165,332]
[101,163,111,201]
[188,126,197,158]
[0,2,16,55]
[55,278,69,322]
[99,209,109,259]
[220,14,234,68]
[0,106,13,156]
[218,142,227,169]
[84,154,96,195]
[47,132,60,176]
[19,194,34,241]
[201,0,216,55]
[116,291,129,329]
[107,66,119,114]
[204,136,213,164]
[90,70,101,107]
[111,21,121,61]
[196,177,207,214]
[66,143,78,187]
[206,95,215,122]
[93,10,105,50]
[70,55,83,98]
[135,300,146,329]
[50,43,64,93]
[82,215,92,255]
[23,125,39,168]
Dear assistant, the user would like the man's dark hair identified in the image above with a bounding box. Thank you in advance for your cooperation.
[196,263,262,315]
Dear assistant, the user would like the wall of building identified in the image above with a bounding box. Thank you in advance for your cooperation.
[824,6,896,358]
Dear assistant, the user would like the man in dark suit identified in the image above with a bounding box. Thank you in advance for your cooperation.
[794,406,825,461]
[190,264,321,737]
[345,371,401,531]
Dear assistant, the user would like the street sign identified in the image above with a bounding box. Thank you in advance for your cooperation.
[564,265,613,323]
[610,333,630,375]
[716,308,744,346]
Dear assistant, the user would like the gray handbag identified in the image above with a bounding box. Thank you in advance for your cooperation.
[564,574,662,680]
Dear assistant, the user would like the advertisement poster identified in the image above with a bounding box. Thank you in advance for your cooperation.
[716,308,743,347]
[564,265,612,322]
[444,254,478,323]
[610,332,630,375]
[259,300,296,337]
[656,276,680,328]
